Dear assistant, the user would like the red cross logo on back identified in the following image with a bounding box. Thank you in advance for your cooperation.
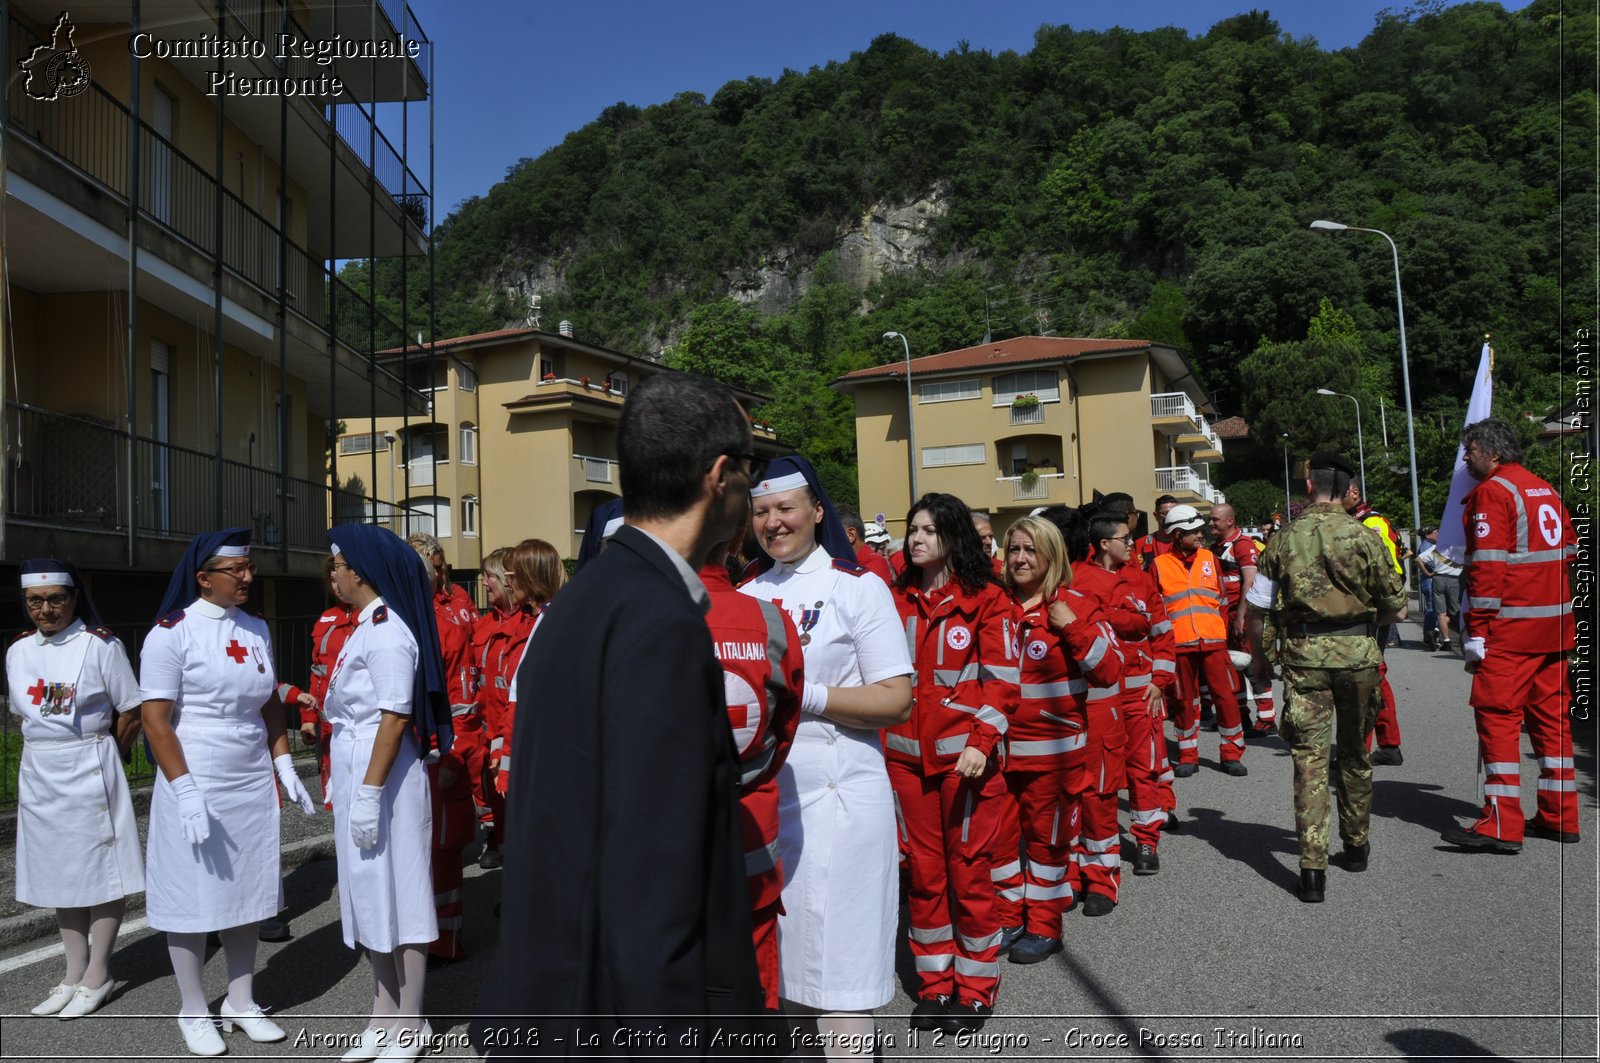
[27,679,46,705]
[225,639,249,664]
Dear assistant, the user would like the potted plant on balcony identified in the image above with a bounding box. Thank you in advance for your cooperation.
[1011,393,1040,410]
[1019,469,1040,490]
[541,372,556,382]
[579,374,591,388]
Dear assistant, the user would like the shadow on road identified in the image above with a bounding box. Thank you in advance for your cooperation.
[1371,779,1479,834]
[1180,806,1299,894]
[1386,1026,1514,1060]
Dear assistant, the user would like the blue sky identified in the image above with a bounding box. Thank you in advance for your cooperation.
[398,1,1477,221]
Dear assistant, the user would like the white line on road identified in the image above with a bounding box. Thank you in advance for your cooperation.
[0,916,150,975]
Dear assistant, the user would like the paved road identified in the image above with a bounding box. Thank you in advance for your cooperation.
[2,614,1595,1061]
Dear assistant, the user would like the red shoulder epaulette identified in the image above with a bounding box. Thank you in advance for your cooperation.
[372,605,389,624]
[831,557,868,576]
[734,558,765,589]
[89,626,118,642]
[157,609,186,628]
[11,628,33,644]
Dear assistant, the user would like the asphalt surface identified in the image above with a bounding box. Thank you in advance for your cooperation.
[1,611,1595,1062]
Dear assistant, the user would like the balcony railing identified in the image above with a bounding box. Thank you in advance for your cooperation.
[1197,418,1223,453]
[1001,473,1066,501]
[1150,392,1200,424]
[1155,465,1227,505]
[4,402,425,549]
[1010,404,1045,426]
[575,454,619,484]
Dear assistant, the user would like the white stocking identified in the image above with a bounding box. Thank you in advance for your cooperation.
[57,908,90,986]
[166,932,209,1017]
[368,948,401,1030]
[85,901,125,989]
[817,1012,879,1061]
[395,944,427,1033]
[218,924,258,1010]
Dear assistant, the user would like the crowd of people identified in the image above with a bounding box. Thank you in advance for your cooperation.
[7,362,1579,1058]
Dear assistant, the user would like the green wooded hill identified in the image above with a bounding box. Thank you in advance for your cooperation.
[348,0,1594,521]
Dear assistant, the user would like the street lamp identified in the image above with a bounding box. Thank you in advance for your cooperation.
[1315,388,1366,498]
[1281,433,1292,519]
[1309,219,1423,537]
[383,431,397,533]
[883,331,919,504]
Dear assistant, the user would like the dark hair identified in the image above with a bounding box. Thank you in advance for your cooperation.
[1154,494,1178,508]
[1461,418,1524,465]
[619,373,750,521]
[1308,467,1352,500]
[894,493,996,594]
[1088,512,1129,548]
[835,503,866,539]
[1036,505,1091,563]
[1098,492,1135,516]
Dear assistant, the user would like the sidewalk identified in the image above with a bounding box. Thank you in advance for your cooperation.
[0,758,333,948]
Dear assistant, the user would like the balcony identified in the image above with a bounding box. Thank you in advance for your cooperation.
[1176,417,1225,462]
[1009,403,1045,426]
[1000,473,1067,503]
[1155,465,1227,506]
[1150,392,1202,434]
[574,454,619,485]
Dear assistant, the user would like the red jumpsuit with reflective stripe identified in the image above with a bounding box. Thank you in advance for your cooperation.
[299,605,354,808]
[475,609,535,844]
[487,608,538,798]
[1462,464,1578,842]
[1103,561,1177,845]
[1217,530,1276,728]
[1154,549,1245,765]
[1352,504,1404,749]
[701,564,803,1011]
[468,610,508,833]
[887,579,1018,1008]
[428,600,476,961]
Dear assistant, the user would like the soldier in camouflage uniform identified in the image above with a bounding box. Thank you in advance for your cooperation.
[1244,452,1407,903]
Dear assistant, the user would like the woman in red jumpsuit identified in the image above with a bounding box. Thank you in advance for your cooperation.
[887,493,1018,1035]
[487,539,565,804]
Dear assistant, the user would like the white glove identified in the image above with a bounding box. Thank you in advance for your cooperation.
[1464,637,1487,663]
[169,773,212,845]
[274,754,317,817]
[800,681,829,717]
[349,784,383,850]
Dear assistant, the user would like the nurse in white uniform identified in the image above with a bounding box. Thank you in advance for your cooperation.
[7,559,143,1019]
[323,524,453,1062]
[739,456,912,1056]
[139,528,317,1056]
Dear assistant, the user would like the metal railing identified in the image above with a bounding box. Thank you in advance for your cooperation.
[1010,404,1045,425]
[575,454,618,484]
[1150,392,1200,423]
[1155,465,1227,505]
[1001,473,1064,501]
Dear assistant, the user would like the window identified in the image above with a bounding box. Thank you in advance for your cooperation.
[920,378,980,404]
[922,443,986,468]
[605,372,627,396]
[540,357,556,380]
[992,370,1061,405]
[461,496,479,538]
[457,363,477,392]
[459,423,477,465]
[413,496,451,538]
[338,432,392,456]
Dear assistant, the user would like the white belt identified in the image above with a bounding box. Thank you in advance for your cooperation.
[176,714,263,729]
[24,730,109,747]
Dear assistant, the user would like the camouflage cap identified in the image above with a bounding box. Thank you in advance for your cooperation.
[1308,451,1356,477]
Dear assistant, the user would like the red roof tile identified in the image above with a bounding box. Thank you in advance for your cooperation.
[836,336,1157,383]
[375,327,540,356]
[1211,416,1251,440]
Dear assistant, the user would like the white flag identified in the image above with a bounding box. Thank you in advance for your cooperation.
[1435,341,1494,563]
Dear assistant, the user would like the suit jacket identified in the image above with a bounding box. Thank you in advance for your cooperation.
[475,524,765,1057]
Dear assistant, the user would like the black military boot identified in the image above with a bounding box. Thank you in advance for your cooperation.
[1297,868,1326,903]
[1341,842,1369,872]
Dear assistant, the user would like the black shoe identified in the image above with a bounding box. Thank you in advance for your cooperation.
[478,847,503,870]
[1423,635,1438,651]
[1160,810,1181,832]
[1439,823,1521,853]
[940,1001,991,1034]
[1172,762,1198,779]
[257,918,291,942]
[1082,892,1116,917]
[1297,868,1326,903]
[1370,746,1404,766]
[1528,823,1582,844]
[910,995,952,1031]
[1008,933,1062,965]
[996,924,1026,955]
[1132,844,1160,875]
[1340,842,1369,873]
[1220,760,1248,777]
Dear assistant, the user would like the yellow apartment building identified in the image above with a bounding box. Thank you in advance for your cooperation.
[833,336,1226,537]
[1,0,432,652]
[353,327,782,573]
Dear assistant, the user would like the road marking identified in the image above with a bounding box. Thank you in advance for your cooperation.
[0,916,150,975]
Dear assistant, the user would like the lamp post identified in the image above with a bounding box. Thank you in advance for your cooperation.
[1309,219,1423,537]
[1315,388,1366,498]
[883,331,918,505]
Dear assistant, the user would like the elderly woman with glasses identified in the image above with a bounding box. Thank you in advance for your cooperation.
[8,559,143,1019]
[140,528,317,1056]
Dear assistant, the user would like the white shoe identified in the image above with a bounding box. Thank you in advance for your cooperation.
[58,979,114,1018]
[341,1026,388,1063]
[377,1021,433,1060]
[177,1015,226,1057]
[220,999,286,1042]
[31,982,78,1016]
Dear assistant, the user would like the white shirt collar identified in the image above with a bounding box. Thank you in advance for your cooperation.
[33,618,86,646]
[358,596,387,623]
[775,543,830,576]
[189,597,233,620]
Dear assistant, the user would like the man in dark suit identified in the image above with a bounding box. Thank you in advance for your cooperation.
[476,372,767,1057]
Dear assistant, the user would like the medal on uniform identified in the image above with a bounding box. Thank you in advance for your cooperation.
[45,681,76,716]
[797,601,823,646]
[251,646,266,673]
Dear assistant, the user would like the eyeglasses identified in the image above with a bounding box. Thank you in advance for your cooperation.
[723,452,768,482]
[23,593,72,610]
[329,561,352,572]
[1103,534,1135,545]
[204,561,258,579]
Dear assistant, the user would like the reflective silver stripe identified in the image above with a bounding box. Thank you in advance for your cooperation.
[904,616,918,663]
[1541,756,1575,769]
[1009,735,1085,757]
[982,665,1020,684]
[934,664,980,686]
[1483,784,1521,798]
[1177,737,1199,749]
[1484,761,1520,775]
[494,676,508,689]
[1131,809,1165,825]
[910,923,954,944]
[953,957,1000,978]
[997,886,1025,901]
[1080,834,1118,853]
[1124,673,1153,689]
[990,859,1022,881]
[1537,779,1578,792]
[1030,861,1069,882]
[488,737,504,752]
[945,699,1009,734]
[936,621,948,666]
[1500,603,1572,619]
[1080,637,1111,670]
[1468,596,1502,610]
[1149,621,1173,636]
[1218,724,1244,737]
[1508,548,1573,564]
[740,745,777,787]
[914,954,954,971]
[1169,604,1222,622]
[1152,659,1177,674]
[961,790,974,844]
[450,703,475,718]
[1021,680,1086,698]
[309,664,328,677]
[1077,851,1121,868]
[745,839,779,876]
[1086,686,1119,703]
[1023,880,1075,901]
[935,734,970,756]
[756,599,792,698]
[960,930,1002,952]
[884,732,921,756]
[1490,475,1529,551]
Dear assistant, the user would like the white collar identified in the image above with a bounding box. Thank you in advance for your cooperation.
[33,618,86,646]
[189,597,233,620]
[775,543,830,576]
[358,596,388,623]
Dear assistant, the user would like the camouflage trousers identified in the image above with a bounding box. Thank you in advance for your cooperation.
[1279,665,1381,869]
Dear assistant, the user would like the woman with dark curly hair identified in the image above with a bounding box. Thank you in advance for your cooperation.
[887,493,1018,1035]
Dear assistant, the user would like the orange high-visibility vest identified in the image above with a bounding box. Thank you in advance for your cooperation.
[1153,549,1227,649]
